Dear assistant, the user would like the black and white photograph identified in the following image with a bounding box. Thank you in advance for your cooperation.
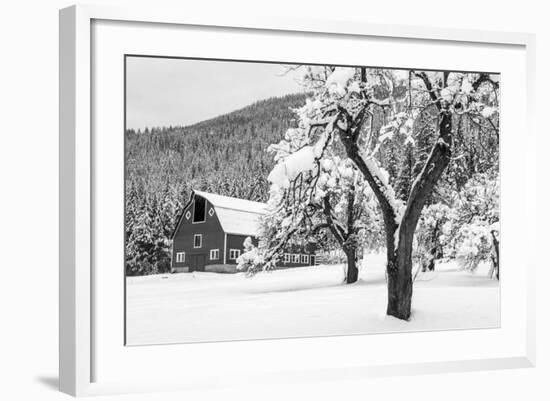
[124,56,500,346]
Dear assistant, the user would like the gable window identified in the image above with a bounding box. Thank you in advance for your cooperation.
[210,249,219,260]
[283,253,290,264]
[193,196,206,223]
[229,249,241,260]
[301,254,309,264]
[176,252,185,263]
[193,234,202,248]
[292,254,300,263]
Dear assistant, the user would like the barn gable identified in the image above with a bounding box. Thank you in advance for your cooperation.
[171,191,226,271]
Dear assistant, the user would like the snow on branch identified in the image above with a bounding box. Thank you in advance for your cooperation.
[362,155,402,224]
[267,113,338,190]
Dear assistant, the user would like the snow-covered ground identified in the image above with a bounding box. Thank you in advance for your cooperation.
[126,253,500,345]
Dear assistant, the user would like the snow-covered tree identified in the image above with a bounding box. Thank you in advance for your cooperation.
[271,155,380,283]
[261,65,499,319]
[414,169,499,279]
[448,170,500,277]
[414,202,455,273]
[125,185,173,276]
[245,93,383,283]
[235,237,266,276]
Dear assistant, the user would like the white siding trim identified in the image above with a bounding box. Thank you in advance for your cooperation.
[223,233,227,264]
[171,192,194,241]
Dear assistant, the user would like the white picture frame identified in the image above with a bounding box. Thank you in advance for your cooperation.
[59,3,536,397]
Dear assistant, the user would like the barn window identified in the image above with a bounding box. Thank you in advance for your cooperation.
[194,234,202,248]
[283,253,290,264]
[193,196,206,223]
[301,255,309,264]
[176,252,185,263]
[229,249,240,260]
[210,249,219,260]
[292,254,300,263]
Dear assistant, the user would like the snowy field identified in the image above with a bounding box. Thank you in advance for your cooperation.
[126,253,500,345]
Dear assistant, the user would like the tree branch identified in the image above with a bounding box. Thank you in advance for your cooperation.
[398,109,453,254]
[322,196,347,246]
[472,73,499,91]
[413,71,441,110]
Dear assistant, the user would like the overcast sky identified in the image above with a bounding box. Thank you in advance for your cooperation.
[126,57,304,130]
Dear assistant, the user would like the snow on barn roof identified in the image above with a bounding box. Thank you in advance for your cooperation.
[193,190,267,237]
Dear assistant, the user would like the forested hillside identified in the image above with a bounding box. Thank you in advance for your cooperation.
[125,93,308,275]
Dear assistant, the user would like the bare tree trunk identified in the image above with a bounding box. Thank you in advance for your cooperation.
[345,186,358,284]
[384,111,452,320]
[427,255,435,272]
[422,247,436,272]
[490,229,500,280]
[423,220,441,272]
[386,252,413,320]
[345,248,358,284]
[321,187,360,285]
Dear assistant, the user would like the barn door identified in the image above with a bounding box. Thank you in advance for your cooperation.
[189,254,206,272]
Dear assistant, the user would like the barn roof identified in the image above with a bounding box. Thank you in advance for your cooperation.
[194,190,267,237]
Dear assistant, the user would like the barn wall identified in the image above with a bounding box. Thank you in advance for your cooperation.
[172,195,225,271]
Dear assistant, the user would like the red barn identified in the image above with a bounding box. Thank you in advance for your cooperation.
[171,190,316,273]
